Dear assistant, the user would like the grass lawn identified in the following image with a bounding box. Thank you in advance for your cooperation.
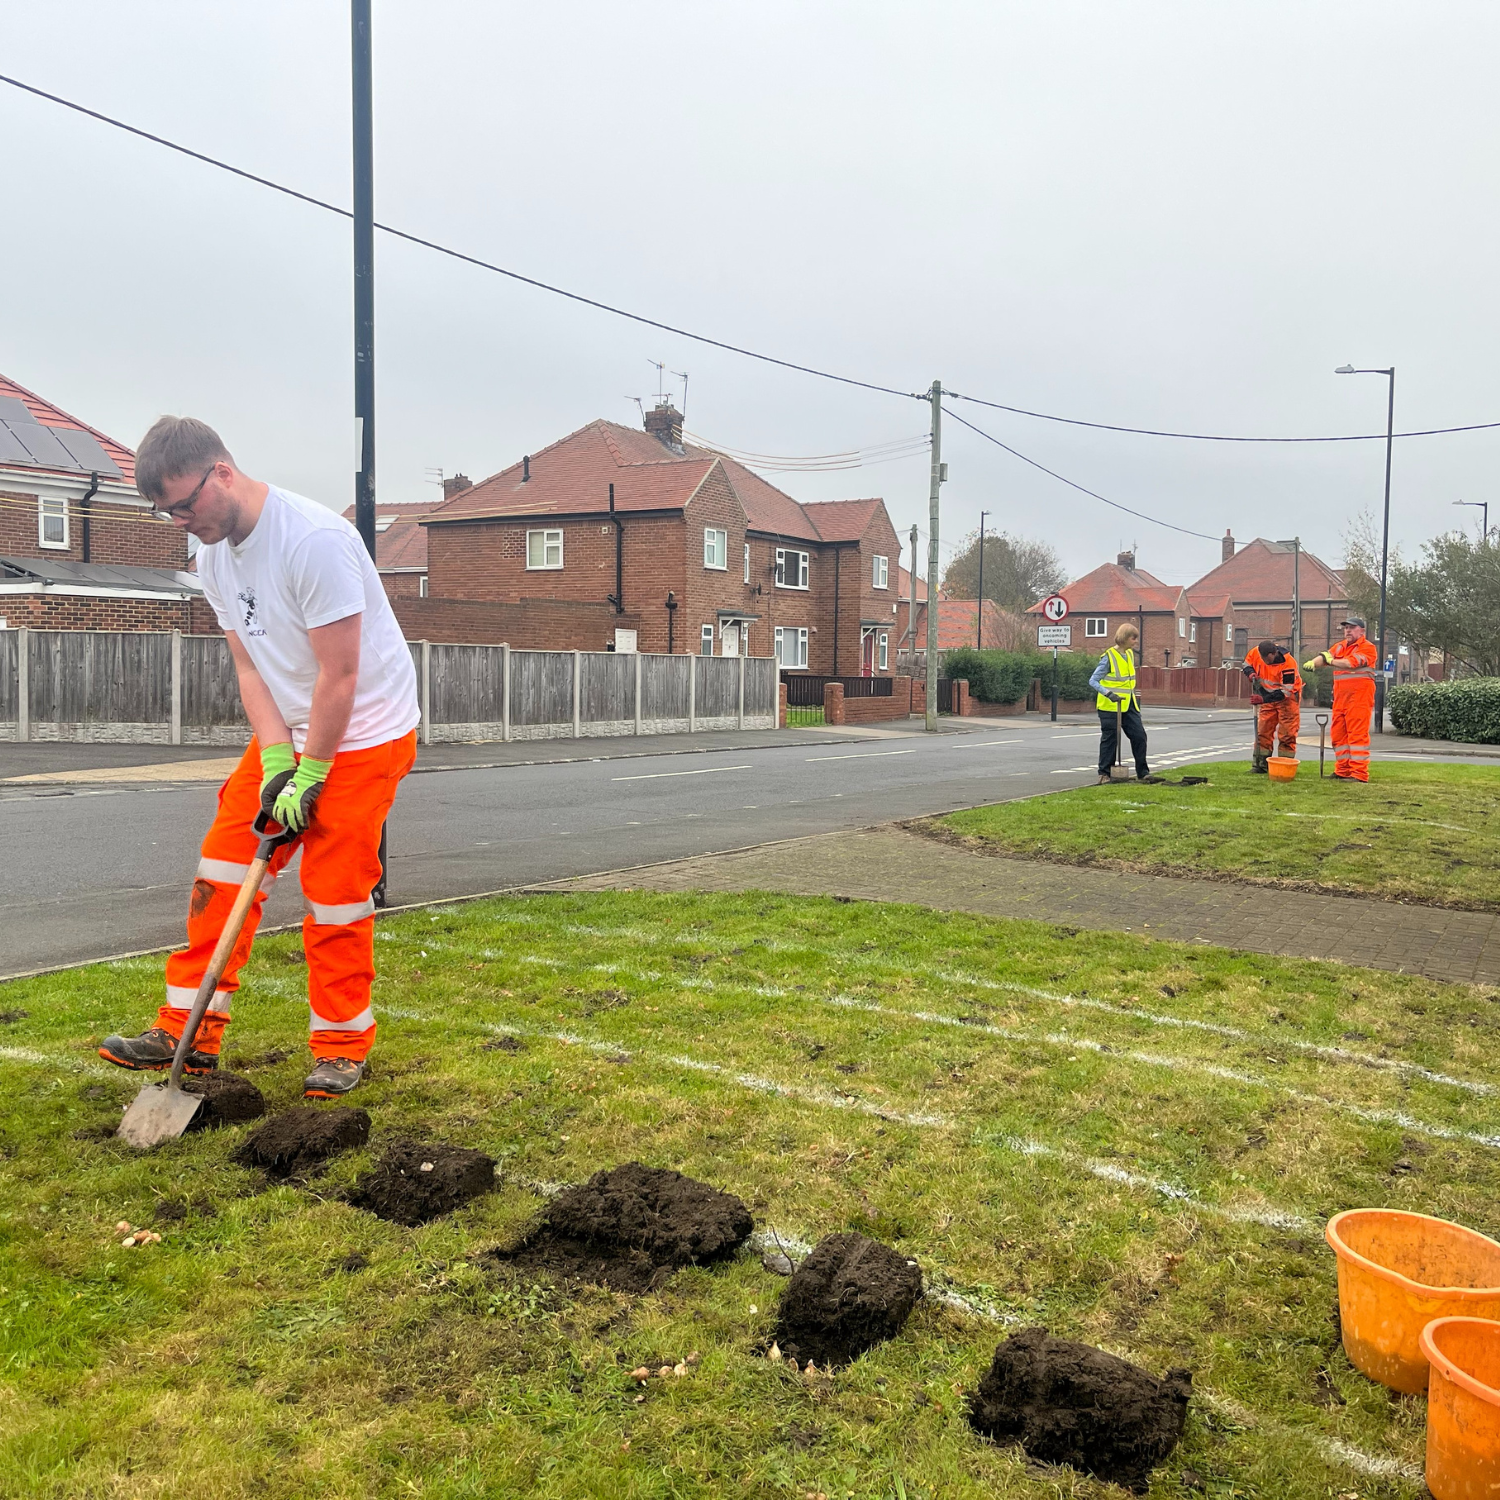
[936,759,1500,908]
[3,890,1498,1498]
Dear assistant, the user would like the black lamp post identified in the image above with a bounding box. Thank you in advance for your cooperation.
[1454,499,1489,539]
[1335,364,1395,732]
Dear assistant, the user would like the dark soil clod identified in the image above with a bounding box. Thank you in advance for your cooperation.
[967,1327,1192,1494]
[233,1106,371,1177]
[773,1232,922,1367]
[0,1009,29,1025]
[496,1161,752,1293]
[482,1035,525,1053]
[180,1072,267,1130]
[228,1047,294,1072]
[350,1140,496,1225]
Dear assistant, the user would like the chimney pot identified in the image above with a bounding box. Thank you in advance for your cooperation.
[442,473,472,500]
[643,401,684,452]
[1116,550,1136,570]
[1222,528,1235,562]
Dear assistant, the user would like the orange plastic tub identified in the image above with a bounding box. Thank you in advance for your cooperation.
[1326,1210,1500,1392]
[1268,756,1299,780]
[1420,1317,1500,1499]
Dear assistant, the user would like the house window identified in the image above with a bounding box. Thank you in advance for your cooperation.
[743,542,751,584]
[878,632,889,670]
[704,527,727,570]
[1178,617,1187,638]
[873,554,889,589]
[1225,621,1233,643]
[775,548,809,588]
[700,624,715,656]
[1189,621,1197,643]
[1085,616,1107,637]
[419,575,428,598]
[774,625,809,668]
[38,496,68,549]
[526,528,563,569]
[375,516,396,532]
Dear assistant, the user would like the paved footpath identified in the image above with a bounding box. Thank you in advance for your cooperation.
[555,824,1500,988]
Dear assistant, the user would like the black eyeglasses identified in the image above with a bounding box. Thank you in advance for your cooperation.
[153,465,217,520]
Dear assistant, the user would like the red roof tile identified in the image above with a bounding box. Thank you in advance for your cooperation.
[912,598,1017,649]
[0,372,136,484]
[1187,537,1346,607]
[800,498,884,542]
[340,499,443,570]
[1026,561,1181,615]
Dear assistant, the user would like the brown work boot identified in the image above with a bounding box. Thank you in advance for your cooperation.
[304,1057,365,1099]
[1096,774,1113,785]
[98,1026,218,1074]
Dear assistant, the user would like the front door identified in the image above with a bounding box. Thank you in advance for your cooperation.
[861,630,875,677]
[721,622,740,658]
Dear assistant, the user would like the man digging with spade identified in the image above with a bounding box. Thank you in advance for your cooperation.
[99,417,420,1098]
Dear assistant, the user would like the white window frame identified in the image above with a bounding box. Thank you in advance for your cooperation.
[1085,616,1107,638]
[704,527,728,570]
[700,624,715,656]
[1225,621,1233,643]
[774,625,809,668]
[38,496,68,550]
[775,548,809,589]
[878,631,889,670]
[1178,617,1187,638]
[419,574,428,599]
[1189,621,1197,643]
[526,528,563,569]
[744,542,751,584]
[873,554,889,589]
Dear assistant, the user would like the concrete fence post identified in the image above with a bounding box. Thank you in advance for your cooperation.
[687,656,697,733]
[737,655,745,730]
[634,650,643,735]
[501,643,511,742]
[572,650,582,739]
[170,628,182,745]
[16,627,29,743]
[420,640,432,746]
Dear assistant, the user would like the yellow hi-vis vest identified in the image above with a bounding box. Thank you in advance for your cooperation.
[1096,647,1137,713]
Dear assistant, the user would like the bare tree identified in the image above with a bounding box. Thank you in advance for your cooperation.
[943,530,1066,611]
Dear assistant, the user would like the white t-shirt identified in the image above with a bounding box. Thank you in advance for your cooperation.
[198,486,420,753]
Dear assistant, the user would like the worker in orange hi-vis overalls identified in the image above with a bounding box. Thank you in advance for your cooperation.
[1240,640,1303,774]
[98,417,420,1098]
[1304,616,1378,782]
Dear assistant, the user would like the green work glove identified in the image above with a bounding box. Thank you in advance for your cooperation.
[258,741,297,817]
[271,754,333,833]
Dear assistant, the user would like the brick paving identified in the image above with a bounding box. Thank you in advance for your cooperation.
[554,824,1500,987]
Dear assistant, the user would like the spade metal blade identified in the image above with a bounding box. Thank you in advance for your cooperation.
[117,1081,204,1148]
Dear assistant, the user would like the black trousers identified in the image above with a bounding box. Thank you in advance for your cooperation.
[1098,704,1149,776]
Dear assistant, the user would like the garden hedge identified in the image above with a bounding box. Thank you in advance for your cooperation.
[941,647,1097,704]
[1388,677,1500,743]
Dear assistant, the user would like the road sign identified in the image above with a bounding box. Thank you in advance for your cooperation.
[1040,594,1069,622]
[1038,625,1071,647]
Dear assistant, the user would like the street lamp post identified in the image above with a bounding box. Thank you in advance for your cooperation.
[1335,365,1395,733]
[1276,536,1301,661]
[975,510,988,649]
[1454,499,1489,539]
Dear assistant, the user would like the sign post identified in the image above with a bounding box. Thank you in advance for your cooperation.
[1038,597,1070,722]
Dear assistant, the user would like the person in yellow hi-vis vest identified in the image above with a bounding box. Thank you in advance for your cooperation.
[1090,623,1151,784]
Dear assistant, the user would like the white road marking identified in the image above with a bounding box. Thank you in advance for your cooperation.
[805,749,917,761]
[612,764,753,781]
[947,739,1022,749]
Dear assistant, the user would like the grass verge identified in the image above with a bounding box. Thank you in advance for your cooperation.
[3,890,1498,1497]
[935,759,1500,908]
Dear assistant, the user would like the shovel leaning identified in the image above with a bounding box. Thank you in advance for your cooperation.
[1316,712,1330,779]
[117,811,296,1148]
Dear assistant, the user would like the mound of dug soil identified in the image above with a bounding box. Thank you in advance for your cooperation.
[967,1327,1192,1494]
[180,1072,267,1130]
[499,1162,752,1293]
[233,1107,371,1177]
[350,1141,496,1225]
[773,1232,923,1366]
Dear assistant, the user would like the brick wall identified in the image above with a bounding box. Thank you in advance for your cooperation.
[0,594,204,631]
[380,571,426,599]
[823,676,915,725]
[389,595,640,650]
[0,489,188,568]
[680,469,762,657]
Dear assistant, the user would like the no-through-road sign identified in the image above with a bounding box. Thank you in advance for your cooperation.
[1040,593,1069,622]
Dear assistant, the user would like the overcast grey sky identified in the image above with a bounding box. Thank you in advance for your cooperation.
[4,2,1498,587]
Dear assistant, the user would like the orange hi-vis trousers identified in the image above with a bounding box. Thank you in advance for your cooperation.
[1255,699,1300,760]
[156,731,417,1061]
[1331,683,1375,782]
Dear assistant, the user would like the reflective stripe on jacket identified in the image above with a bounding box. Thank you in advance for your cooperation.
[1095,647,1137,712]
[1331,637,1377,683]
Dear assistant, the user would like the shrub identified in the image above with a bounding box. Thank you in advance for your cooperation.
[1388,678,1500,743]
[1037,650,1098,704]
[941,648,1037,704]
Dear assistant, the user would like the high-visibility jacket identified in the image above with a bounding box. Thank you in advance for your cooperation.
[1330,635,1378,690]
[1328,634,1377,781]
[1095,647,1138,712]
[1244,648,1302,702]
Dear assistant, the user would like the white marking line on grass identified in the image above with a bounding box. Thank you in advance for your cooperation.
[805,750,917,761]
[935,971,1496,1098]
[825,995,1500,1151]
[0,1046,112,1078]
[486,1023,1310,1231]
[1315,1438,1423,1482]
[612,764,752,781]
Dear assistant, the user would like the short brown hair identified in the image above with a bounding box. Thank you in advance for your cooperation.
[135,416,231,501]
[1115,622,1140,646]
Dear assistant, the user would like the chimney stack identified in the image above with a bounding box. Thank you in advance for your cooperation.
[643,401,684,452]
[1116,549,1136,570]
[1222,529,1235,562]
[442,473,472,500]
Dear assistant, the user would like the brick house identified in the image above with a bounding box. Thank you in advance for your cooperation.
[895,566,1027,661]
[1027,551,1192,665]
[420,402,904,673]
[1187,531,1347,665]
[0,373,211,631]
[339,493,455,598]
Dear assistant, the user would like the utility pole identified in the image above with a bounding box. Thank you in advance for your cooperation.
[924,381,944,731]
[1277,536,1301,661]
[905,523,918,654]
[975,510,988,649]
[352,0,376,561]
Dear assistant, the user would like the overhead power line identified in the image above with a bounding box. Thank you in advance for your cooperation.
[686,430,930,472]
[941,407,1220,542]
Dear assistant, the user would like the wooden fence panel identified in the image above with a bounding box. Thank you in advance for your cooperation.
[430,644,504,725]
[510,650,574,726]
[641,654,689,721]
[0,630,17,723]
[744,656,777,716]
[581,652,635,724]
[28,630,171,725]
[181,634,246,727]
[694,656,739,719]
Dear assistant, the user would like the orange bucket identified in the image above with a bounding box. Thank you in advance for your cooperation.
[1420,1317,1500,1499]
[1325,1210,1500,1392]
[1267,756,1299,780]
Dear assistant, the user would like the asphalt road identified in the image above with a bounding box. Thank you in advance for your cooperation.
[0,710,1255,977]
